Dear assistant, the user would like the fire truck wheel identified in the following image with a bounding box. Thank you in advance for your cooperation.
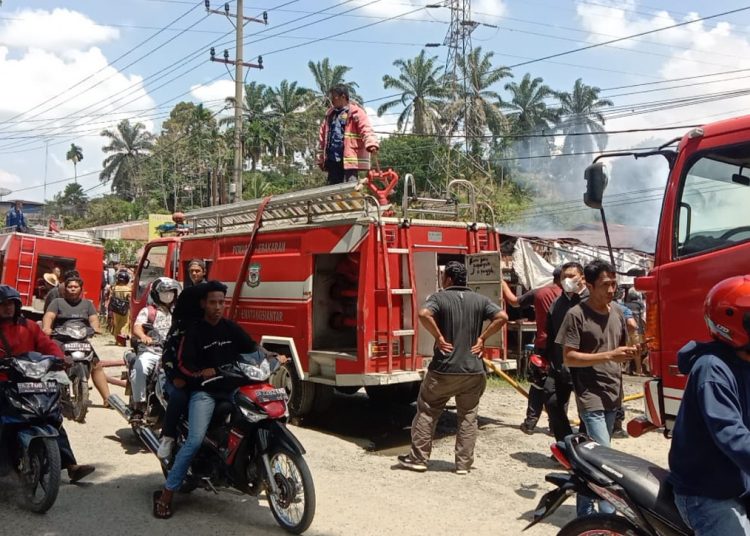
[272,363,315,417]
[312,384,335,413]
[335,386,361,396]
[365,382,420,406]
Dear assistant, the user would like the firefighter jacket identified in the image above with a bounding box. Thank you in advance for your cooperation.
[318,102,379,171]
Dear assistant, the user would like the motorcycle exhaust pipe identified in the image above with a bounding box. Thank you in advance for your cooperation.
[108,394,132,421]
[135,426,161,456]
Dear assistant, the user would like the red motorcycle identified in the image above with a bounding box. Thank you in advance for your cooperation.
[110,351,315,534]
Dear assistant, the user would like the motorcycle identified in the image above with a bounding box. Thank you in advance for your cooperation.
[52,320,96,422]
[0,352,68,513]
[525,434,692,535]
[109,351,316,534]
[122,328,167,430]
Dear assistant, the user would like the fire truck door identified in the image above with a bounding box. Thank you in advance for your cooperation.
[414,252,438,356]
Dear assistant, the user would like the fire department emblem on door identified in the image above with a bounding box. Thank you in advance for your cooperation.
[247,263,261,287]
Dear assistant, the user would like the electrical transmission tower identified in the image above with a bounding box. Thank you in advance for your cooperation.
[442,0,478,96]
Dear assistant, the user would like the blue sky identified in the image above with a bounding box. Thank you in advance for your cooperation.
[2,0,750,206]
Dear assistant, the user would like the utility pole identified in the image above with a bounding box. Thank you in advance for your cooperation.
[44,140,49,201]
[206,0,266,203]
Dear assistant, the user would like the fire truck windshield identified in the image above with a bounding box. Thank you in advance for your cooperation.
[676,147,750,257]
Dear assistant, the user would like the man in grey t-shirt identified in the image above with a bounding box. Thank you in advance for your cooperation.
[398,261,507,474]
[556,259,636,517]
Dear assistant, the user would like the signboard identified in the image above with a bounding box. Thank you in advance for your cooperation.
[148,214,174,240]
[466,253,503,349]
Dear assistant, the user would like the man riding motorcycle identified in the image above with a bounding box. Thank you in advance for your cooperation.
[128,277,180,420]
[0,285,95,483]
[154,280,285,519]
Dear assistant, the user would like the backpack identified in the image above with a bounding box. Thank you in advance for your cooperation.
[108,296,130,316]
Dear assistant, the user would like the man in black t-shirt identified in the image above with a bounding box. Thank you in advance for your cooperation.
[398,261,507,475]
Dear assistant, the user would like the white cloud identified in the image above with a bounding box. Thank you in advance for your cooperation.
[354,0,505,21]
[0,9,156,202]
[473,0,506,18]
[0,8,118,53]
[0,169,22,188]
[190,79,235,107]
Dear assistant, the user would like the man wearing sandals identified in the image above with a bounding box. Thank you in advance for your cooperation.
[153,281,282,518]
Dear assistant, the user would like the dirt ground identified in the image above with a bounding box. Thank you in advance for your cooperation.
[0,335,671,535]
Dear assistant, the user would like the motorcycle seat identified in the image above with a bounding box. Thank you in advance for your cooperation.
[576,441,690,533]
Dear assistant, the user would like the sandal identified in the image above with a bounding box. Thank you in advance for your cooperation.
[153,490,173,519]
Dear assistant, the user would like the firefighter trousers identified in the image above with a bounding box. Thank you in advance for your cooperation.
[408,370,486,471]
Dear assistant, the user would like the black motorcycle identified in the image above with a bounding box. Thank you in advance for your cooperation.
[52,320,96,422]
[526,434,692,535]
[0,352,67,513]
[109,351,316,534]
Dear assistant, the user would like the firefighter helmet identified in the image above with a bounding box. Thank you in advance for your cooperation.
[704,275,750,349]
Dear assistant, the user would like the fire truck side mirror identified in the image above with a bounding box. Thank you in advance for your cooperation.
[584,162,608,209]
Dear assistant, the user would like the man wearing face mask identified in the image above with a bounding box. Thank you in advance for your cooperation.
[128,277,181,420]
[544,261,587,442]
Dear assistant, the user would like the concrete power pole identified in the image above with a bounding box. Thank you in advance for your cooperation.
[207,1,266,203]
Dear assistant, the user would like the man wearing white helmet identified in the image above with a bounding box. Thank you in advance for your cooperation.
[129,277,181,420]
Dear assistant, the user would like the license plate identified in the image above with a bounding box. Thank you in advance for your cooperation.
[64,342,91,351]
[17,382,52,394]
[256,388,286,402]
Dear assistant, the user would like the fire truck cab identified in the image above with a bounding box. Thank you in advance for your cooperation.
[131,177,506,416]
[584,116,750,435]
[0,230,104,317]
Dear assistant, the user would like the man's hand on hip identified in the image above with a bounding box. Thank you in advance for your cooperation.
[437,336,453,353]
[471,337,485,356]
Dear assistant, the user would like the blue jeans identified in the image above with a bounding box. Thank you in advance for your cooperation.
[576,409,617,517]
[674,494,750,535]
[164,390,216,491]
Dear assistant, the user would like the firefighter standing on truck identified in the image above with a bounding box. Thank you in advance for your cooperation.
[318,84,379,185]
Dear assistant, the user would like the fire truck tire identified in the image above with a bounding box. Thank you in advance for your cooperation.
[335,386,361,395]
[273,363,315,417]
[312,384,335,413]
[365,382,421,406]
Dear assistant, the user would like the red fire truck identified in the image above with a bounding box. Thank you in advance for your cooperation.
[583,115,750,436]
[130,177,506,416]
[0,230,105,316]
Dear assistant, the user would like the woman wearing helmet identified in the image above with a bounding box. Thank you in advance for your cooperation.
[129,277,181,420]
[668,275,750,535]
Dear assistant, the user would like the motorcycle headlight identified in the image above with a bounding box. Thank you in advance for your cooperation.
[13,359,52,380]
[238,361,270,381]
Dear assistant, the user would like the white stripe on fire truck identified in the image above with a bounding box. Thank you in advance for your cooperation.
[223,276,313,300]
[330,224,368,253]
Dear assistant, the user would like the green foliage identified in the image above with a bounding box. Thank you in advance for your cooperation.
[104,238,145,264]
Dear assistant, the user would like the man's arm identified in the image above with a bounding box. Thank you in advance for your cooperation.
[29,322,63,358]
[355,105,379,151]
[563,345,635,367]
[229,321,259,355]
[418,307,453,353]
[502,280,520,307]
[698,379,750,474]
[471,310,508,355]
[42,310,57,335]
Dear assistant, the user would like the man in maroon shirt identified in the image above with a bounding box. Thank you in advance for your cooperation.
[0,285,95,483]
[518,267,562,434]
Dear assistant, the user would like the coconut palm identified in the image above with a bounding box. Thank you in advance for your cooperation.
[377,50,448,134]
[222,82,273,171]
[557,78,614,155]
[65,143,83,183]
[307,58,359,106]
[450,47,512,144]
[99,120,154,200]
[266,80,313,158]
[501,73,559,161]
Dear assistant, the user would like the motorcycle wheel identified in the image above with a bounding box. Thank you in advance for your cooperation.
[69,363,89,423]
[20,437,61,514]
[266,447,316,534]
[557,514,642,536]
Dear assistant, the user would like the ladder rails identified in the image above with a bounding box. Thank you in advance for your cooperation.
[15,236,36,305]
[186,180,385,235]
[378,220,418,373]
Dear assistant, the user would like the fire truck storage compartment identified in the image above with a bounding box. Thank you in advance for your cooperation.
[312,253,359,351]
[32,255,76,309]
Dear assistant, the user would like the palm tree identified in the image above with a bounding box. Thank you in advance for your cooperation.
[557,78,614,156]
[307,58,359,106]
[65,143,83,183]
[99,120,154,200]
[222,82,273,171]
[377,50,448,134]
[501,73,559,161]
[451,47,512,145]
[266,80,313,158]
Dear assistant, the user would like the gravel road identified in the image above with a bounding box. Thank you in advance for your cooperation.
[0,335,670,535]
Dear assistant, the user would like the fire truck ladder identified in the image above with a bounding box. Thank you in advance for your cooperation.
[378,219,418,373]
[15,236,36,304]
[401,175,478,222]
[186,180,383,234]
